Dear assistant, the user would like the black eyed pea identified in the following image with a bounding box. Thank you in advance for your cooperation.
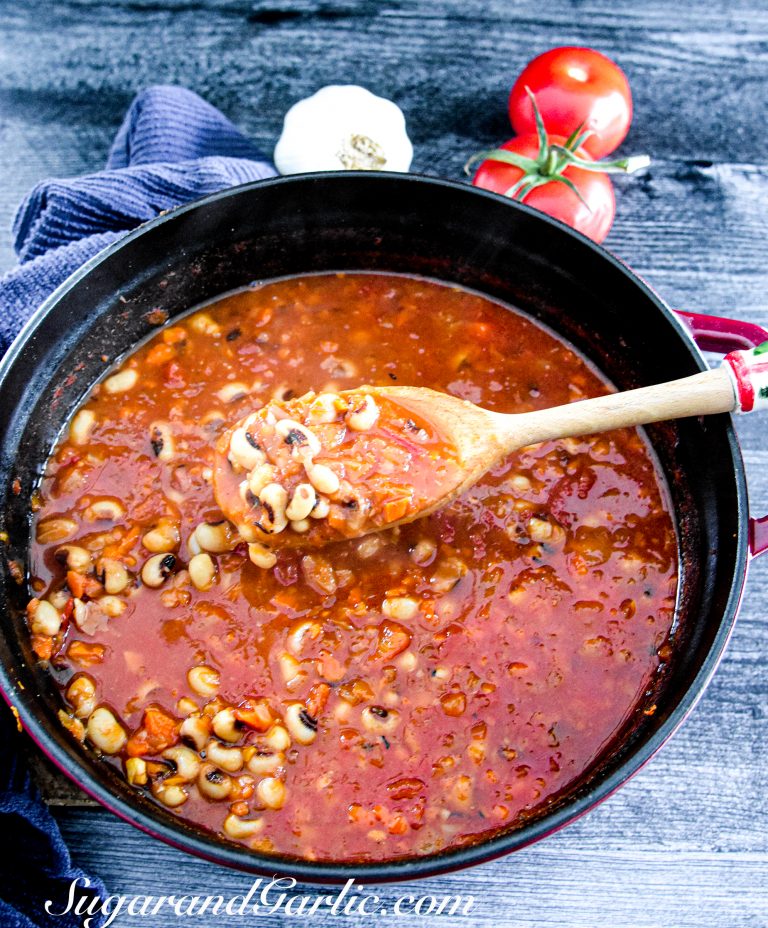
[290,519,311,534]
[361,705,401,735]
[197,763,233,800]
[162,745,201,782]
[410,538,437,566]
[256,776,286,810]
[83,498,126,522]
[248,543,277,570]
[382,595,420,621]
[187,531,202,558]
[228,427,266,471]
[264,724,291,752]
[235,519,258,543]
[430,556,468,593]
[527,517,554,543]
[179,713,212,751]
[149,421,175,462]
[71,598,90,632]
[66,673,97,719]
[55,544,92,573]
[86,707,127,754]
[223,814,264,839]
[125,757,148,786]
[48,588,72,610]
[211,708,242,743]
[285,483,317,522]
[356,534,385,559]
[286,619,321,656]
[99,557,130,595]
[177,697,198,716]
[397,650,418,673]
[275,419,321,457]
[190,312,220,337]
[151,778,188,808]
[310,496,330,519]
[245,749,285,776]
[346,394,380,431]
[284,702,318,745]
[28,599,62,636]
[36,517,78,545]
[247,463,278,498]
[306,464,340,497]
[141,553,177,588]
[216,382,250,404]
[103,368,138,394]
[309,392,343,424]
[69,408,97,446]
[188,553,217,592]
[142,520,181,554]
[205,739,244,772]
[98,596,126,618]
[258,483,289,534]
[193,521,234,554]
[278,653,305,688]
[187,665,220,698]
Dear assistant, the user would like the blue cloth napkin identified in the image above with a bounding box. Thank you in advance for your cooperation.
[0,85,277,926]
[0,84,276,353]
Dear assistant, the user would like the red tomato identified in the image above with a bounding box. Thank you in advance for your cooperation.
[471,135,616,243]
[509,47,632,159]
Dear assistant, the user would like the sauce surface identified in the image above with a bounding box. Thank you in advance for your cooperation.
[27,273,678,862]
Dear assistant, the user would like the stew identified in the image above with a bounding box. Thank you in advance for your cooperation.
[26,272,678,861]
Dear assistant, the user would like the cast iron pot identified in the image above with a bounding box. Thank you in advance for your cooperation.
[1,173,766,882]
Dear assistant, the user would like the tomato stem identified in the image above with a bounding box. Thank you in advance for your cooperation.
[466,90,650,210]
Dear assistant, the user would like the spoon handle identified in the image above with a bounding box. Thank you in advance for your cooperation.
[495,342,768,450]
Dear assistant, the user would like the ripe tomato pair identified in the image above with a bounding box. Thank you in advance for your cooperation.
[470,47,643,244]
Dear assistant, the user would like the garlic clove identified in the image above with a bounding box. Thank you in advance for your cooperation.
[274,85,413,175]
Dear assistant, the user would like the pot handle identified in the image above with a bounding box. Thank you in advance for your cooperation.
[675,309,768,559]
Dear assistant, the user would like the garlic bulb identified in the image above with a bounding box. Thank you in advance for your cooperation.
[274,85,413,175]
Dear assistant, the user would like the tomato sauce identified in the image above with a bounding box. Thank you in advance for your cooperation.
[27,272,678,861]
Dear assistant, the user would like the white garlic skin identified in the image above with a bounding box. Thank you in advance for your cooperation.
[274,85,413,175]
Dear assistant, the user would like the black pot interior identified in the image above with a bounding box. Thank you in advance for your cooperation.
[0,174,746,879]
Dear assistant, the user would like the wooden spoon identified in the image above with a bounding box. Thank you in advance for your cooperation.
[213,342,767,552]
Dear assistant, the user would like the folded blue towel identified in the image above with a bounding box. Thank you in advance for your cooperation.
[0,84,277,926]
[0,84,276,353]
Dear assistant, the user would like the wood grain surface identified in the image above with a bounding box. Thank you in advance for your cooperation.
[1,0,767,925]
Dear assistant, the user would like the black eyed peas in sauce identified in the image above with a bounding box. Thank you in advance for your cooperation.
[27,273,678,861]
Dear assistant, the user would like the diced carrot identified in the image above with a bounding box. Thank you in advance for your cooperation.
[371,619,412,661]
[319,654,346,683]
[233,697,273,732]
[81,576,104,598]
[103,525,140,559]
[383,497,410,523]
[146,343,176,366]
[161,326,187,345]
[67,640,106,666]
[31,634,53,660]
[440,692,467,717]
[305,682,330,718]
[145,706,179,741]
[67,571,86,599]
[337,678,374,706]
[125,705,179,757]
[388,814,409,835]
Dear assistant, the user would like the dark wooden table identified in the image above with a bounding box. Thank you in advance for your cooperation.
[2,1,768,925]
